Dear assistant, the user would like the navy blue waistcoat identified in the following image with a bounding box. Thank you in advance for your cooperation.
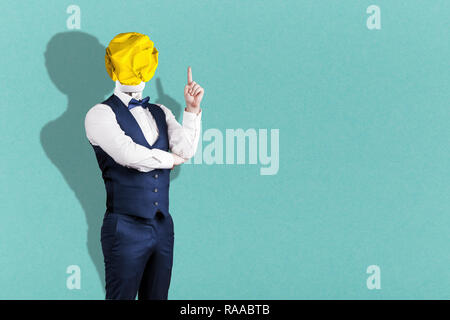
[91,94,171,219]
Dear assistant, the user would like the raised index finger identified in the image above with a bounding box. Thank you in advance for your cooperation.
[187,66,193,84]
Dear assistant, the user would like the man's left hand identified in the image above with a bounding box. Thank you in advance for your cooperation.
[184,66,204,113]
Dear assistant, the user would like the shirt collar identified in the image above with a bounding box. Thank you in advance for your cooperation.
[113,80,146,107]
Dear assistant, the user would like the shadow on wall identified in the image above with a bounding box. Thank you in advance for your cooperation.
[41,31,182,294]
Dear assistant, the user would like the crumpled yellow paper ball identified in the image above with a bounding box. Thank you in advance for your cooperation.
[105,32,158,85]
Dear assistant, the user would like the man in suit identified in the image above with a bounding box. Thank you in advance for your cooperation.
[84,32,204,300]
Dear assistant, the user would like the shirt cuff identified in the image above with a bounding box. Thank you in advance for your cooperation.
[152,149,174,169]
[182,108,202,129]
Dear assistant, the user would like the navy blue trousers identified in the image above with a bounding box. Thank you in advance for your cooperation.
[101,210,174,300]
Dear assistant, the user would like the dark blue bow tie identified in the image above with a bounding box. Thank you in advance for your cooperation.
[128,96,150,110]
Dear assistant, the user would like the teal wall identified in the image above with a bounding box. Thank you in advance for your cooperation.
[0,0,449,299]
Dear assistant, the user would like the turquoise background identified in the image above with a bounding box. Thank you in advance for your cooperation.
[0,0,449,299]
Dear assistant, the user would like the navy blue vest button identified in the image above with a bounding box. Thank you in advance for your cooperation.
[154,188,158,193]
[154,174,159,178]
[154,202,159,206]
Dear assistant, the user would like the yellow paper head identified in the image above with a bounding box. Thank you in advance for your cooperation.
[105,32,158,85]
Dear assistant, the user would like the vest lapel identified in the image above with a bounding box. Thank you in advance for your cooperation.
[146,104,165,140]
[111,95,157,148]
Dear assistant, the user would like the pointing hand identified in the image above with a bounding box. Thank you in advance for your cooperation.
[184,66,204,113]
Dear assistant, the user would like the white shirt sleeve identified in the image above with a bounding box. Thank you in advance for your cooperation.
[157,104,202,159]
[84,104,174,172]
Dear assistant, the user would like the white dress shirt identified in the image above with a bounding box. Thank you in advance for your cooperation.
[85,81,202,172]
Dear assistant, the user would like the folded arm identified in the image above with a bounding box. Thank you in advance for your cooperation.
[85,104,174,172]
[158,104,202,160]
